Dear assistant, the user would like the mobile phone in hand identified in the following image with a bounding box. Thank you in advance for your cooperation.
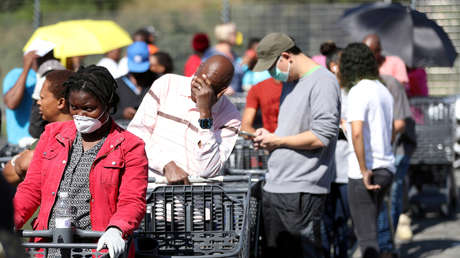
[238,130,256,138]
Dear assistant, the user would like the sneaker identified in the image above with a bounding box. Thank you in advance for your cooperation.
[398,213,411,225]
[395,214,413,241]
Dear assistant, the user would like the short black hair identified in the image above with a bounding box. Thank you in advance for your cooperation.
[339,43,379,90]
[36,50,56,68]
[64,65,120,114]
[133,28,151,44]
[46,70,75,100]
[247,37,260,49]
[326,47,342,71]
[280,36,302,55]
[319,41,337,56]
[152,52,174,74]
[286,45,302,55]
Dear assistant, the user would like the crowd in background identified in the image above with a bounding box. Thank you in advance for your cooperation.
[0,19,432,258]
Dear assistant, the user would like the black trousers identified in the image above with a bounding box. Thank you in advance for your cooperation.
[348,168,393,258]
[262,190,326,258]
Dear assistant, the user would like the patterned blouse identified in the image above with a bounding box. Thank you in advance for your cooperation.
[47,133,106,257]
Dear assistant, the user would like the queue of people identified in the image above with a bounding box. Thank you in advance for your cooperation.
[1,20,428,258]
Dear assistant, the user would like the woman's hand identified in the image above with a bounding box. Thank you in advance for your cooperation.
[96,227,125,258]
[122,107,136,120]
[2,150,34,185]
[15,150,34,179]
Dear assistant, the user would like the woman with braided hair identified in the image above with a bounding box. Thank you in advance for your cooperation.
[13,65,148,258]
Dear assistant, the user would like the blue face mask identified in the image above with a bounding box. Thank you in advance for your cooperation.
[269,57,290,82]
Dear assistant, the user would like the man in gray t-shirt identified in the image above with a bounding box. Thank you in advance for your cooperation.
[252,33,341,258]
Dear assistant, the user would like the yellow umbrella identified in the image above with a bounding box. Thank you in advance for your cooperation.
[24,19,132,64]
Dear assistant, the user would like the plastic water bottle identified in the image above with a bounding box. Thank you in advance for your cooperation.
[53,192,74,244]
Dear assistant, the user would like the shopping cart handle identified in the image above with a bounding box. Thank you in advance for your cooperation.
[0,157,13,163]
[19,229,53,238]
[225,168,267,175]
[18,229,104,238]
[148,175,253,184]
[75,229,104,238]
[22,242,99,249]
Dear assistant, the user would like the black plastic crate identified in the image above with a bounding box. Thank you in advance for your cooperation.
[139,184,251,257]
[224,138,268,175]
[409,96,456,165]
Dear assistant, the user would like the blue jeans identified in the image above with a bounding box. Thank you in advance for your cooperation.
[377,154,411,252]
[321,183,350,258]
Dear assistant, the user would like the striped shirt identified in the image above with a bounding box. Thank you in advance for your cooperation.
[127,74,241,183]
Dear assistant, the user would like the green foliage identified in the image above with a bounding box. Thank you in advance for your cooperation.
[248,0,406,3]
[0,0,130,13]
[0,0,27,12]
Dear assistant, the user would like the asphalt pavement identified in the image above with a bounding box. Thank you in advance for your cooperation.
[396,169,460,257]
[353,169,460,258]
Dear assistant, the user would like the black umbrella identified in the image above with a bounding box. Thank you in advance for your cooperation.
[339,2,457,67]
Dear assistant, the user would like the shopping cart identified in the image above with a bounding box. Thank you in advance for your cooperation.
[18,228,130,257]
[226,93,263,130]
[224,138,268,176]
[135,175,261,258]
[408,96,457,217]
[0,143,26,169]
[222,138,267,258]
[226,93,247,114]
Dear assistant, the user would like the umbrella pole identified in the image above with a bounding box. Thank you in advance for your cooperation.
[33,0,41,30]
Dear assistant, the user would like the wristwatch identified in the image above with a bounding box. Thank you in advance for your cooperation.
[198,118,213,129]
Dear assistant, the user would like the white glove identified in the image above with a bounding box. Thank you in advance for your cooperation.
[96,227,126,258]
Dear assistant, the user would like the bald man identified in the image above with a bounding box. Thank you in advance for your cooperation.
[128,55,241,185]
[363,34,409,85]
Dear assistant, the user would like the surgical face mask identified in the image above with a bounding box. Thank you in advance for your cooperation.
[269,57,290,82]
[73,112,107,134]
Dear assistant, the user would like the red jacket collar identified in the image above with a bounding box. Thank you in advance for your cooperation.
[54,120,125,155]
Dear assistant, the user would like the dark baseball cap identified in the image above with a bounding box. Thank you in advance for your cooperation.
[253,33,295,72]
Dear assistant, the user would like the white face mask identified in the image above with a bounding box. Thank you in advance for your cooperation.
[73,112,107,134]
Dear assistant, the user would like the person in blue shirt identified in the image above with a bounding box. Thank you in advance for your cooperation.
[240,38,271,91]
[113,41,158,127]
[2,51,39,145]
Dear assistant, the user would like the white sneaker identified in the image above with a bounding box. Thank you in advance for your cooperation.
[395,214,413,241]
[398,213,411,225]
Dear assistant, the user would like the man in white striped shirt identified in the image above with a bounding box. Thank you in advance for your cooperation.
[128,55,241,185]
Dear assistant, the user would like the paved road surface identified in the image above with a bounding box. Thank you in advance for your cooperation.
[397,170,460,258]
[353,170,460,258]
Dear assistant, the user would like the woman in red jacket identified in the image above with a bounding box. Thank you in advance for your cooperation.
[14,65,148,258]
